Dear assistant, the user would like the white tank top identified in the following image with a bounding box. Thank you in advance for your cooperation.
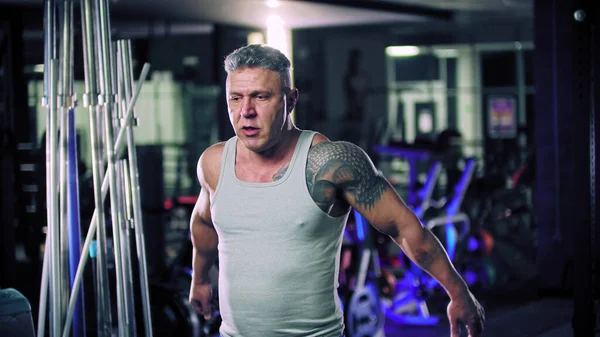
[211,130,350,337]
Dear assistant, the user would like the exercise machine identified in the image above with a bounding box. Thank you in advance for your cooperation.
[382,158,477,327]
[162,195,221,337]
[342,210,386,337]
[373,144,441,208]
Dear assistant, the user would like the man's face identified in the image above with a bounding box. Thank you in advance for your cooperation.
[226,67,290,153]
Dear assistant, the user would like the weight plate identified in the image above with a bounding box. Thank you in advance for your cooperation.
[346,283,384,337]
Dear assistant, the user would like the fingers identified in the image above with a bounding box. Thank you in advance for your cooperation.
[191,298,213,320]
[467,317,484,337]
[468,305,485,337]
[450,319,461,337]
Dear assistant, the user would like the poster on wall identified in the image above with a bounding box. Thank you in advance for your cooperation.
[415,102,436,137]
[487,96,517,139]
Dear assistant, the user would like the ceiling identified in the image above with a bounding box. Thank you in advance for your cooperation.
[383,0,531,12]
[1,0,532,30]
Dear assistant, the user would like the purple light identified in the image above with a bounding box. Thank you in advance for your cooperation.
[465,270,478,285]
[468,237,479,251]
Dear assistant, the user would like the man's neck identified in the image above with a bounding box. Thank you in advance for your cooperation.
[243,127,300,167]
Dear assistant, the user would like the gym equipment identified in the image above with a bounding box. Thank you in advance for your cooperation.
[164,195,198,268]
[162,197,222,337]
[373,144,439,207]
[67,81,86,337]
[0,288,35,337]
[346,283,384,337]
[465,229,495,256]
[463,257,497,289]
[381,158,477,327]
[38,1,153,337]
[382,213,471,327]
[167,265,221,337]
[343,210,386,337]
[413,161,443,218]
[465,183,536,289]
[149,281,212,337]
[374,130,464,209]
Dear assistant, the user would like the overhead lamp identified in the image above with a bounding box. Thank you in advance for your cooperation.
[266,15,287,56]
[266,0,280,8]
[385,46,420,58]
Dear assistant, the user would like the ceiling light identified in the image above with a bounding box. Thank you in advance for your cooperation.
[266,0,280,8]
[266,15,285,28]
[385,46,420,58]
[266,15,286,54]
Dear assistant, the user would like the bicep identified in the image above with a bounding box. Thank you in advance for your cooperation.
[190,187,218,250]
[191,187,212,228]
[343,173,417,238]
[309,141,422,237]
[332,144,419,237]
[191,147,219,230]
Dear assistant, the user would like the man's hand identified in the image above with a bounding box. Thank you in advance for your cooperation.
[189,282,215,320]
[447,290,485,337]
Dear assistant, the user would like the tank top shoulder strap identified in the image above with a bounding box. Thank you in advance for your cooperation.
[290,130,317,177]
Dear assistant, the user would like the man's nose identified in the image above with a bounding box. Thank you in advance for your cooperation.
[240,98,256,118]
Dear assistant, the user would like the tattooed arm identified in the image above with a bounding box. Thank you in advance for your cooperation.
[308,140,484,336]
[309,141,475,292]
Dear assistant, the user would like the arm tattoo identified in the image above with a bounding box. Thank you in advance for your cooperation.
[306,141,390,210]
[272,165,288,181]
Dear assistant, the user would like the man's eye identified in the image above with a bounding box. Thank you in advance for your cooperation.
[230,97,240,102]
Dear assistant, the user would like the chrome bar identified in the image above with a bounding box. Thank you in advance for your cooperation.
[37,225,50,337]
[80,0,112,334]
[119,39,153,337]
[58,0,75,325]
[39,2,56,336]
[48,57,61,337]
[61,62,152,337]
[95,0,129,332]
[114,43,138,336]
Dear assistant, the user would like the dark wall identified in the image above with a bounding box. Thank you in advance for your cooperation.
[144,33,215,84]
[533,1,575,293]
[293,27,388,143]
[533,9,600,335]
[292,16,533,144]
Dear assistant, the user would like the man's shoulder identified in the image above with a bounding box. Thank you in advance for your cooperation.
[203,141,227,158]
[305,138,375,188]
[308,138,367,162]
[310,132,329,146]
[197,141,227,188]
[306,138,371,181]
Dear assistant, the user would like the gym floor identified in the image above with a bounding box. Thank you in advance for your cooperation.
[383,290,574,337]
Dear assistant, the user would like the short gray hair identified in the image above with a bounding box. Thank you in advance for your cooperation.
[224,44,292,89]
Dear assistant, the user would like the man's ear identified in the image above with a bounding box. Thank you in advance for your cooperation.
[287,88,299,113]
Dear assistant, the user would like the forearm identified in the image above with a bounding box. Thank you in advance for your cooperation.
[190,217,218,285]
[191,247,218,285]
[392,220,468,299]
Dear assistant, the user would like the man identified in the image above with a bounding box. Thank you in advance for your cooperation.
[189,44,484,337]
